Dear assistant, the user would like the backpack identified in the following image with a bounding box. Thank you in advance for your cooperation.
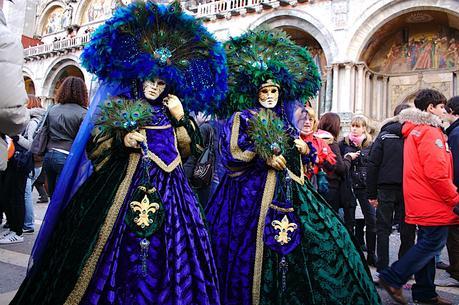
[14,115,45,173]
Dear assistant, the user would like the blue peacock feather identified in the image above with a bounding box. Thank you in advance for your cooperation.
[81,0,228,115]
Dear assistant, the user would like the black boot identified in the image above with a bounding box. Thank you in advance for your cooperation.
[366,231,377,267]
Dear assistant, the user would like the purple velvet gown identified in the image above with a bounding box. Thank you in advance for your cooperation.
[206,109,381,305]
[77,108,220,304]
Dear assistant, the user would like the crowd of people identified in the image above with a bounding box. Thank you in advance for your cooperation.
[0,1,458,305]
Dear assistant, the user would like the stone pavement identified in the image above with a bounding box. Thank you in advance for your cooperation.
[0,190,458,305]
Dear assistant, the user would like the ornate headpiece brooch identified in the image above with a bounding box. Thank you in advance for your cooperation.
[219,28,321,118]
[81,0,228,114]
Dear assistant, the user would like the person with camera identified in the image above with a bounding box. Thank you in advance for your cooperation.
[339,114,376,267]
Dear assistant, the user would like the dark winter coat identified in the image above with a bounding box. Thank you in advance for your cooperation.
[366,117,404,200]
[446,118,459,188]
[339,136,372,190]
[325,141,351,189]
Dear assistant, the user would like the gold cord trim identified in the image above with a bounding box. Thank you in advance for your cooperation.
[144,128,182,173]
[175,126,192,158]
[143,125,172,129]
[268,204,294,213]
[64,153,140,305]
[230,112,256,162]
[252,170,277,305]
[88,137,113,161]
[147,150,181,173]
[286,155,305,185]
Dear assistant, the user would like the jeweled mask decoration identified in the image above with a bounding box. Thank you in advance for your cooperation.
[143,78,166,100]
[258,80,279,109]
[154,47,172,66]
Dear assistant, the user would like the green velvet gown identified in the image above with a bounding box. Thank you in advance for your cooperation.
[206,109,382,305]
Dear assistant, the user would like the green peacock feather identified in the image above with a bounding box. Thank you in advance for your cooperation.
[119,1,216,69]
[93,98,153,137]
[247,109,289,161]
[220,28,321,118]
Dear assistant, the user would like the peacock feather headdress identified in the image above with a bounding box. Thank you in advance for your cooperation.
[81,0,227,114]
[219,28,321,118]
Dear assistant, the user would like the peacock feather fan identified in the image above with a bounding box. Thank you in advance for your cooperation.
[219,28,321,118]
[247,109,289,161]
[93,97,153,137]
[81,0,227,115]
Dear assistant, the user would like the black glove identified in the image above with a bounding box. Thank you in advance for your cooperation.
[11,135,20,142]
[453,204,459,217]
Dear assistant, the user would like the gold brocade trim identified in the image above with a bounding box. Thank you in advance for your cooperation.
[268,204,294,213]
[286,155,305,185]
[175,126,192,158]
[63,153,140,305]
[252,170,277,305]
[143,125,172,129]
[142,128,181,173]
[147,150,181,173]
[230,112,256,162]
[88,137,113,161]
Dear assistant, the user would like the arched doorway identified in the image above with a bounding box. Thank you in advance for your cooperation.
[357,8,459,114]
[249,10,336,115]
[281,27,328,113]
[51,65,85,99]
[24,76,36,95]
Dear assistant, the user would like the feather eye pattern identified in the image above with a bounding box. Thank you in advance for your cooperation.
[93,98,153,137]
[247,109,289,161]
[81,0,228,115]
[220,28,321,118]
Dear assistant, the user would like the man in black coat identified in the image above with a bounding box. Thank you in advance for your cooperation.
[436,97,459,287]
[367,103,416,272]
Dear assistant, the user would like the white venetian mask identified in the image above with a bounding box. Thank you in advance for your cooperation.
[258,81,279,109]
[143,78,166,100]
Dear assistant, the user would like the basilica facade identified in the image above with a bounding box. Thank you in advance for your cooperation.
[17,0,459,122]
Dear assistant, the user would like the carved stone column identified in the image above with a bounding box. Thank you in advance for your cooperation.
[331,64,339,112]
[342,63,353,113]
[355,64,365,114]
[371,75,379,119]
[364,71,372,116]
[324,66,333,113]
[381,76,389,120]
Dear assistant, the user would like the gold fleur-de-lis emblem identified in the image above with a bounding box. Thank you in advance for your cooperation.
[130,194,160,228]
[271,215,298,245]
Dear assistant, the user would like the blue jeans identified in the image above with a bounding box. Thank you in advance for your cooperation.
[379,226,449,300]
[24,167,42,230]
[43,150,68,198]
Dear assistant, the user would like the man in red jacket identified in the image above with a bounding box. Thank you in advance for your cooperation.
[378,89,459,305]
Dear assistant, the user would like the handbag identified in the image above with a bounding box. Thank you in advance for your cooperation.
[12,140,34,172]
[317,169,329,195]
[30,108,51,156]
[191,127,215,188]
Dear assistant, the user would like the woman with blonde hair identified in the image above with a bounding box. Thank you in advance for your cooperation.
[339,114,376,267]
[299,106,336,195]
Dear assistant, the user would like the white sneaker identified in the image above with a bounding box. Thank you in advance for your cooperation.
[0,231,24,244]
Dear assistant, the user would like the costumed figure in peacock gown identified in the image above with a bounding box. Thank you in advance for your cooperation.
[205,29,381,305]
[10,2,227,305]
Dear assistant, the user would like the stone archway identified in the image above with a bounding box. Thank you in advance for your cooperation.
[249,10,337,113]
[42,56,85,98]
[24,76,36,95]
[37,1,67,36]
[249,9,337,65]
[346,0,459,62]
